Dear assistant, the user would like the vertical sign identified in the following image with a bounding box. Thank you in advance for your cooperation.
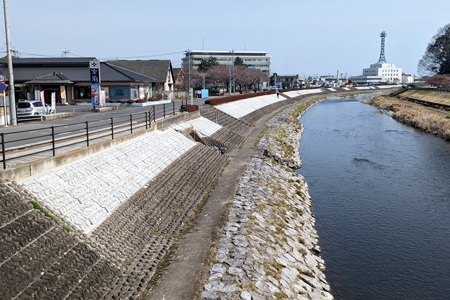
[51,92,56,113]
[89,60,101,84]
[91,84,100,106]
[90,60,101,107]
[40,91,46,112]
[100,90,106,107]
[60,86,66,104]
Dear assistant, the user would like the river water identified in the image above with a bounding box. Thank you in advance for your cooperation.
[297,95,450,300]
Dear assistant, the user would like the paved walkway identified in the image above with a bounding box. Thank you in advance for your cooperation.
[145,95,310,300]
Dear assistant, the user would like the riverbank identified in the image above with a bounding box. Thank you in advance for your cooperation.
[298,96,450,299]
[366,94,450,141]
[200,100,333,300]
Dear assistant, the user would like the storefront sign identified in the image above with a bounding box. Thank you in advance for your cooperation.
[91,84,100,106]
[90,60,101,84]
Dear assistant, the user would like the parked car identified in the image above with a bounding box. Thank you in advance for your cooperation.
[17,100,51,118]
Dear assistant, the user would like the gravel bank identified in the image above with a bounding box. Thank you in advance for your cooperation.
[200,101,333,300]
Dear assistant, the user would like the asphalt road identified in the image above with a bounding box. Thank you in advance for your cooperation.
[0,99,206,150]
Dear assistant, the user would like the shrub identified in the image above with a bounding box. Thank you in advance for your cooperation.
[181,104,199,112]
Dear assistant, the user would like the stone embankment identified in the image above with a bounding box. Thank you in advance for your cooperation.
[200,100,333,300]
[1,89,380,299]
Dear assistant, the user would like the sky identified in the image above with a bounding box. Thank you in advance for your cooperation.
[1,0,450,78]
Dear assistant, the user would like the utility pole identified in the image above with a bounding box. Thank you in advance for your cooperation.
[62,49,70,58]
[232,49,234,93]
[187,48,193,105]
[3,0,16,125]
[228,52,231,96]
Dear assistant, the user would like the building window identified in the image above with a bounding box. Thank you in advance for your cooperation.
[75,86,91,99]
[110,86,131,100]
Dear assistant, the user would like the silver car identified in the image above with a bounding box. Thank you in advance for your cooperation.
[17,100,51,118]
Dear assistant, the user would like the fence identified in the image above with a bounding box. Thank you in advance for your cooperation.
[204,91,276,106]
[0,100,189,169]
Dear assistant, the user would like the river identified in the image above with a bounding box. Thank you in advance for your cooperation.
[297,95,450,299]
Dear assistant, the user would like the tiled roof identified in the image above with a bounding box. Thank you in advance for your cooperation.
[0,58,156,83]
[25,72,74,84]
[104,63,156,82]
[10,57,96,67]
[107,60,172,82]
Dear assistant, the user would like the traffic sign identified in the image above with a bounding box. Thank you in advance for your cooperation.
[0,83,6,91]
[0,74,7,82]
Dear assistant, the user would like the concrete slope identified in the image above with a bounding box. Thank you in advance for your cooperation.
[21,129,197,234]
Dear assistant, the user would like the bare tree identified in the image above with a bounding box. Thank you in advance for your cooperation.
[426,74,450,88]
[209,65,233,91]
[182,65,204,90]
[418,23,450,76]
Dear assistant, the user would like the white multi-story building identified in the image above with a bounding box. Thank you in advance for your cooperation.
[182,50,271,74]
[362,62,402,84]
[352,31,402,85]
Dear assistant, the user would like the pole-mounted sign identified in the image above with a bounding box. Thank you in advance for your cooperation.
[0,74,6,91]
[89,60,101,84]
[0,74,7,126]
[90,60,102,107]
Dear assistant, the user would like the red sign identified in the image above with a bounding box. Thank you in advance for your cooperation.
[0,74,6,82]
[0,83,6,91]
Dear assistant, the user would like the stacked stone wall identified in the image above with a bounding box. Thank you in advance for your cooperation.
[200,101,333,300]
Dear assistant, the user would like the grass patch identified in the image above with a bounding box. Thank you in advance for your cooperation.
[296,207,304,216]
[298,247,307,256]
[28,201,59,224]
[301,269,314,277]
[274,291,288,299]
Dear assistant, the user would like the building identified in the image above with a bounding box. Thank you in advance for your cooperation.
[351,31,402,85]
[171,67,186,90]
[182,50,271,74]
[0,57,158,104]
[270,73,301,89]
[402,74,415,84]
[107,60,174,92]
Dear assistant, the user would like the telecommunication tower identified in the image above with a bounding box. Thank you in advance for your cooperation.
[377,31,387,63]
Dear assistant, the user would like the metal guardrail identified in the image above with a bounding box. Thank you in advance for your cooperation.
[0,100,189,169]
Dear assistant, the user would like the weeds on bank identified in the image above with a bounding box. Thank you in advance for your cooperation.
[28,201,70,233]
[300,269,314,277]
[369,96,450,140]
[274,291,288,299]
[298,236,306,245]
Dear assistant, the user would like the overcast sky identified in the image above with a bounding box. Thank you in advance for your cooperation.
[1,0,449,77]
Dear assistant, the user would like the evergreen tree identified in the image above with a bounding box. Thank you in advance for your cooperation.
[198,56,218,72]
[234,57,245,67]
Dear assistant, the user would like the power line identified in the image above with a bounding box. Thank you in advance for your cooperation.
[99,51,185,60]
[0,49,186,60]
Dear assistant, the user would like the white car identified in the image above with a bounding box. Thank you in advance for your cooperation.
[17,100,51,118]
